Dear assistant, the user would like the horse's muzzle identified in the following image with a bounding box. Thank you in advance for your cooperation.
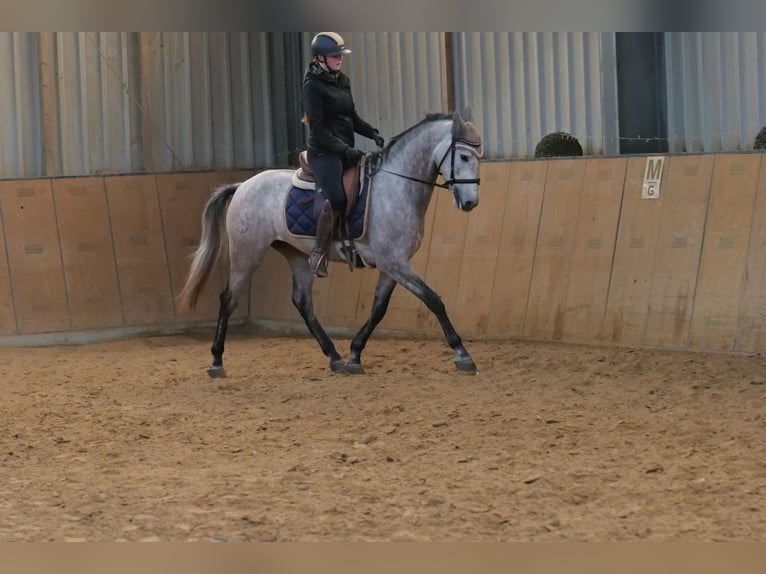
[460,199,478,212]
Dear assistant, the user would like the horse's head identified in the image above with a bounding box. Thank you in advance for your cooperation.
[435,109,483,212]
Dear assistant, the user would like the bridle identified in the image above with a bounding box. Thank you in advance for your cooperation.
[373,131,483,194]
[434,135,483,188]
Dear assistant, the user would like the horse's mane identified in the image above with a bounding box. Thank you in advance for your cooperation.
[381,112,453,155]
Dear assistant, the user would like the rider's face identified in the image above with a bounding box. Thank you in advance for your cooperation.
[322,54,343,72]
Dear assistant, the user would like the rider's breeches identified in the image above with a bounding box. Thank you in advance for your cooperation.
[307,150,346,213]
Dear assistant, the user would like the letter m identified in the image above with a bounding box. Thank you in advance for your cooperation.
[645,157,664,181]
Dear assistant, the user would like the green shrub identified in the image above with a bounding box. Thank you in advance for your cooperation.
[754,126,766,150]
[534,131,584,158]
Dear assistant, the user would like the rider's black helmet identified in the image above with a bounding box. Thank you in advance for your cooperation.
[311,32,352,57]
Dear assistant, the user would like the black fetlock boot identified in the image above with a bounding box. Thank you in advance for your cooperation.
[308,201,337,278]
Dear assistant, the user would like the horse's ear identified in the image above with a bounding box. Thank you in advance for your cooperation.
[463,105,473,123]
[452,110,463,138]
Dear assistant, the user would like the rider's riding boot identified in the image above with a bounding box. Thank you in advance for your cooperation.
[308,202,337,278]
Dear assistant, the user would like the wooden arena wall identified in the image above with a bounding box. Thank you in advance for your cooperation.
[249,152,766,355]
[0,170,254,344]
[1,152,765,355]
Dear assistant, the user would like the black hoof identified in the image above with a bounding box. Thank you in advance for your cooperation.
[207,365,227,379]
[345,362,365,375]
[454,358,477,374]
[330,360,348,374]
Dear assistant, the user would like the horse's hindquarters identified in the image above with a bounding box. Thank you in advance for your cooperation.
[225,169,294,242]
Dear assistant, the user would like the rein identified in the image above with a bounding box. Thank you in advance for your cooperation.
[372,134,482,191]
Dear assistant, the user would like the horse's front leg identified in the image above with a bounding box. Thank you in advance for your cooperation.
[281,247,346,373]
[385,265,477,374]
[346,273,398,374]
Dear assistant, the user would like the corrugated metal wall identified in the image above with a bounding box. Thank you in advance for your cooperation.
[4,32,766,180]
[0,33,42,178]
[1,32,301,179]
[335,32,448,152]
[135,32,301,172]
[448,32,620,159]
[30,31,449,176]
[665,32,766,153]
[37,33,140,176]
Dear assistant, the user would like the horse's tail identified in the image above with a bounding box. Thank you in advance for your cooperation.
[177,183,239,312]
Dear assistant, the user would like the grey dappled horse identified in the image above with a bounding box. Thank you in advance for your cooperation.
[178,110,483,377]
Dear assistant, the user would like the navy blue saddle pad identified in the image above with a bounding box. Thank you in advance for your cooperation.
[284,184,369,239]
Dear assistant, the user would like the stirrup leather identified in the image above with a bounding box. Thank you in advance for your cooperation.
[339,238,356,271]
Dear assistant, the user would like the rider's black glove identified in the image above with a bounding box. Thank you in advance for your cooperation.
[345,147,364,164]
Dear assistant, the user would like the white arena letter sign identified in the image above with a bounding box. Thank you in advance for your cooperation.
[642,156,665,199]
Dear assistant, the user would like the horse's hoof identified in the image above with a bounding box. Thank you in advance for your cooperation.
[345,362,365,375]
[330,360,348,374]
[454,358,477,374]
[207,365,227,378]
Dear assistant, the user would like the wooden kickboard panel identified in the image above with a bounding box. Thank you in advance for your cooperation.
[0,189,16,335]
[207,170,260,189]
[415,188,471,334]
[487,160,547,337]
[523,159,587,339]
[0,180,70,334]
[105,175,175,326]
[156,172,223,322]
[327,181,439,332]
[735,154,766,353]
[689,154,760,350]
[250,249,298,322]
[324,260,365,328]
[353,263,388,329]
[452,162,511,335]
[375,192,439,332]
[308,253,332,323]
[560,158,627,341]
[643,154,714,347]
[53,177,123,330]
[3,158,763,352]
[603,157,665,346]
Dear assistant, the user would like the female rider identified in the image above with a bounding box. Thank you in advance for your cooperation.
[301,32,385,277]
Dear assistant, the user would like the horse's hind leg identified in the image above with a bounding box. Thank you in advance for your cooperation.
[346,273,397,374]
[209,251,262,378]
[208,285,235,378]
[276,244,346,373]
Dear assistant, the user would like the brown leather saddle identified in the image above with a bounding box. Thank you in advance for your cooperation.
[296,151,363,217]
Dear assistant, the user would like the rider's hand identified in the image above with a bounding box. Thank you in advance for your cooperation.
[373,131,385,149]
[345,147,364,164]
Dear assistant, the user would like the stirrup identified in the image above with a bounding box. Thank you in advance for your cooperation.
[308,249,328,278]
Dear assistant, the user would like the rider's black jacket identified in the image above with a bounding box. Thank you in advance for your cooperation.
[301,62,377,162]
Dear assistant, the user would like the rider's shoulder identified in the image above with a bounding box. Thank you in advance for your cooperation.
[335,71,351,88]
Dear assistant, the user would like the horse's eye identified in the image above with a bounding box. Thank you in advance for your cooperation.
[460,153,470,162]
